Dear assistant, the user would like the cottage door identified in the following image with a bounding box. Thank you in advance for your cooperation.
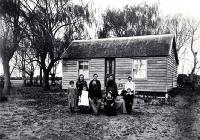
[105,58,115,86]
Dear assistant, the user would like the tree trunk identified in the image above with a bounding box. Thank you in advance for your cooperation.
[43,69,50,90]
[190,35,197,75]
[0,78,4,99]
[51,73,55,85]
[2,58,11,96]
[22,48,26,86]
[40,66,43,86]
[30,71,33,86]
[191,51,197,75]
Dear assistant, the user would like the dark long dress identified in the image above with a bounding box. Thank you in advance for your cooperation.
[104,96,116,116]
[106,80,118,99]
[76,80,87,107]
[106,80,127,114]
[76,80,87,95]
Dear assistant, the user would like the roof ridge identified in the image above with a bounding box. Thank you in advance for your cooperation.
[73,34,174,43]
[62,34,177,62]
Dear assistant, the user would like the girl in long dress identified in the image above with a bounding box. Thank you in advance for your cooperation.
[78,85,90,113]
[68,81,78,113]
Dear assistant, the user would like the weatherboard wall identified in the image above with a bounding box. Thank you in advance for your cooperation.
[62,59,105,90]
[62,60,78,89]
[62,57,174,92]
[167,47,178,91]
[115,57,168,92]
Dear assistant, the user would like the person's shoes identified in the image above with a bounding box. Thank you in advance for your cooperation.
[93,112,98,115]
[70,107,75,113]
[0,97,8,102]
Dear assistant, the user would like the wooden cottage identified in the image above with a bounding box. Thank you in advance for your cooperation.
[61,34,178,93]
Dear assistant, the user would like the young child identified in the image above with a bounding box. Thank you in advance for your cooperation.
[104,91,116,116]
[124,88,134,114]
[78,85,90,113]
[68,81,78,113]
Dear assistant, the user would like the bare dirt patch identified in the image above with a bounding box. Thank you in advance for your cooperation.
[0,87,200,140]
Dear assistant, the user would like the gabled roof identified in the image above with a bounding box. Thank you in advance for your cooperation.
[62,34,178,64]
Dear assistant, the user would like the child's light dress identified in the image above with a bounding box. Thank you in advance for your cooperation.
[78,90,89,106]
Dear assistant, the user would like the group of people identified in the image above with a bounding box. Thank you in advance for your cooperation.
[67,73,135,116]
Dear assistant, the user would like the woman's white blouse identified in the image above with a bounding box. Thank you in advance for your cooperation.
[125,81,135,93]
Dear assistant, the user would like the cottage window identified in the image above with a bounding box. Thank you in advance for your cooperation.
[78,61,89,79]
[133,60,147,79]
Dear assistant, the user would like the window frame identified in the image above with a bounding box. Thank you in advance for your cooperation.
[77,60,90,80]
[132,59,147,80]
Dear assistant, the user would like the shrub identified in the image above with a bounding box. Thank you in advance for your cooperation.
[177,74,194,90]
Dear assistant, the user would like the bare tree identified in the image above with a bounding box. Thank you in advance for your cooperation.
[0,0,24,98]
[186,19,200,74]
[20,0,91,90]
[162,15,191,56]
[0,20,13,97]
[11,42,38,86]
[159,15,200,74]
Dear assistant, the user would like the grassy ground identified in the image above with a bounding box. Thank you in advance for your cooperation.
[0,87,200,140]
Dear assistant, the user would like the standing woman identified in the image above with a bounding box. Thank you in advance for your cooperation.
[76,74,88,107]
[125,76,135,94]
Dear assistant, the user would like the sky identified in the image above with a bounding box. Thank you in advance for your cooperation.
[92,0,200,18]
[1,0,200,76]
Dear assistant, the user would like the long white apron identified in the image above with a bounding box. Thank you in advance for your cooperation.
[78,91,89,106]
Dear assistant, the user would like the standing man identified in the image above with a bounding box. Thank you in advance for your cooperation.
[89,74,102,115]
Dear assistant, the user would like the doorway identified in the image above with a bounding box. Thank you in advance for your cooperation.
[105,58,115,86]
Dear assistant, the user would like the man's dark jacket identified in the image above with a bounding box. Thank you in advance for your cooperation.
[89,80,101,99]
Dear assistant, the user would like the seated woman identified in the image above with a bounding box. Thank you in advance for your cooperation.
[104,91,116,116]
[106,75,127,114]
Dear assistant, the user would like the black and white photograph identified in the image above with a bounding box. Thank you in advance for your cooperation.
[0,0,200,139]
